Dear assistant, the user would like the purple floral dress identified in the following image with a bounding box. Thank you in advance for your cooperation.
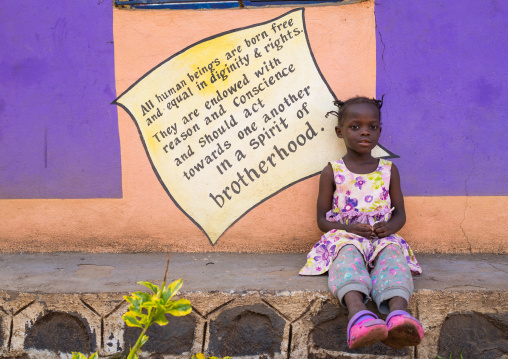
[299,158,422,276]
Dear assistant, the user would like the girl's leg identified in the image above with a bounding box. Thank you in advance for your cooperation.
[329,245,388,348]
[371,244,423,349]
[328,245,372,319]
[370,244,414,314]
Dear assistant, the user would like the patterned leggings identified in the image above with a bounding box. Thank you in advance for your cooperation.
[328,244,414,314]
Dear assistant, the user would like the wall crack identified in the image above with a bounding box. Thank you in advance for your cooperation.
[488,263,508,275]
[376,28,387,74]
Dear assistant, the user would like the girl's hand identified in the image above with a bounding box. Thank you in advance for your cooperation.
[373,221,394,238]
[347,223,374,238]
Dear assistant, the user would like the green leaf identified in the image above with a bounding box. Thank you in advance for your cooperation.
[124,294,137,305]
[166,298,192,316]
[163,279,183,301]
[142,301,158,308]
[125,295,144,313]
[140,314,151,326]
[153,309,169,326]
[127,305,142,316]
[140,334,149,346]
[138,281,160,294]
[90,353,99,359]
[71,353,88,359]
[122,313,143,328]
[133,291,153,304]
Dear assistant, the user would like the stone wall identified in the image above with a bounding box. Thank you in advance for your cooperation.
[1,289,507,359]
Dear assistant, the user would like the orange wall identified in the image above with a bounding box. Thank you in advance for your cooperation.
[0,2,506,253]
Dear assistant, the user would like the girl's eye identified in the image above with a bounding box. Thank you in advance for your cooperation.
[350,125,359,130]
[371,125,378,130]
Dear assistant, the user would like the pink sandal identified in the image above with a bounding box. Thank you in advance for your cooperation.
[347,310,388,349]
[382,310,424,349]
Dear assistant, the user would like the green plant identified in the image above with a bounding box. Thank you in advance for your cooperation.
[123,254,192,359]
[72,254,192,359]
[437,348,465,359]
[72,353,98,359]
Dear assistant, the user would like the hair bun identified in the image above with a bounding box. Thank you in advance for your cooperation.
[325,110,339,118]
[375,94,385,109]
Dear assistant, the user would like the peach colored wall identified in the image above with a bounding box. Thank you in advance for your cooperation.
[0,2,506,254]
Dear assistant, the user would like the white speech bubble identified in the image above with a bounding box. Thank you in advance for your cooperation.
[113,8,394,245]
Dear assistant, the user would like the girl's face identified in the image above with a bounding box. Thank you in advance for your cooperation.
[335,102,381,154]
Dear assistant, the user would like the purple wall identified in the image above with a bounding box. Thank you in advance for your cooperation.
[376,0,508,196]
[1,1,505,199]
[0,1,121,198]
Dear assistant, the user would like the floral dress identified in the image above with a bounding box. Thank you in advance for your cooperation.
[299,158,421,276]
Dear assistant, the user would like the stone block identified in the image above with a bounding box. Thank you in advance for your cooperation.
[308,301,411,358]
[290,294,416,359]
[437,311,508,359]
[415,290,508,359]
[8,294,100,358]
[310,301,409,357]
[24,311,91,354]
[262,291,320,323]
[80,293,125,317]
[102,300,129,356]
[123,312,198,356]
[184,292,236,318]
[207,302,286,358]
[103,295,204,358]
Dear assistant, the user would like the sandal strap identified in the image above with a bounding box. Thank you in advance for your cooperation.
[386,310,422,327]
[363,318,386,327]
[347,310,379,341]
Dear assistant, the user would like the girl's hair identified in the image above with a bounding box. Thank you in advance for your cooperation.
[326,95,384,126]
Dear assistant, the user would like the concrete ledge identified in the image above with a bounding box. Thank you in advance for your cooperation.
[0,253,507,358]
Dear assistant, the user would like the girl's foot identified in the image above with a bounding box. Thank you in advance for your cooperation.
[382,310,424,349]
[347,310,388,349]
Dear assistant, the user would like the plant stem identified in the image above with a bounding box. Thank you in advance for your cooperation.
[127,305,155,359]
[126,254,171,359]
[127,326,148,359]
[162,252,170,287]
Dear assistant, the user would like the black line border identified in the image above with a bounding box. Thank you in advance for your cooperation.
[112,7,397,245]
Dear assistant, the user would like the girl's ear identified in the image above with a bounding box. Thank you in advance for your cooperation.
[335,125,343,138]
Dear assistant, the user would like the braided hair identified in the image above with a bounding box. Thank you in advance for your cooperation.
[326,95,384,126]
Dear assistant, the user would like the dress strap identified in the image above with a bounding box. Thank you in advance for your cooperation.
[330,158,344,172]
[330,159,346,187]
[378,159,393,188]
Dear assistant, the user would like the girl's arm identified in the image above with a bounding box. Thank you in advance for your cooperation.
[373,163,406,237]
[317,165,373,237]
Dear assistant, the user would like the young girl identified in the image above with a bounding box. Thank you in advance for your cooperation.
[299,96,424,350]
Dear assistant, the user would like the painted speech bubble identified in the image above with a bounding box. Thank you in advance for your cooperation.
[113,8,393,245]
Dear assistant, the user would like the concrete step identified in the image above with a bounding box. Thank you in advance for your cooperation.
[0,253,507,359]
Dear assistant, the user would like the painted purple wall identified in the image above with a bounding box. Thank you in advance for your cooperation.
[0,1,121,198]
[2,1,506,199]
[376,0,508,196]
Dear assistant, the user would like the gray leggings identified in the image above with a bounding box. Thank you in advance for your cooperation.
[328,244,414,314]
